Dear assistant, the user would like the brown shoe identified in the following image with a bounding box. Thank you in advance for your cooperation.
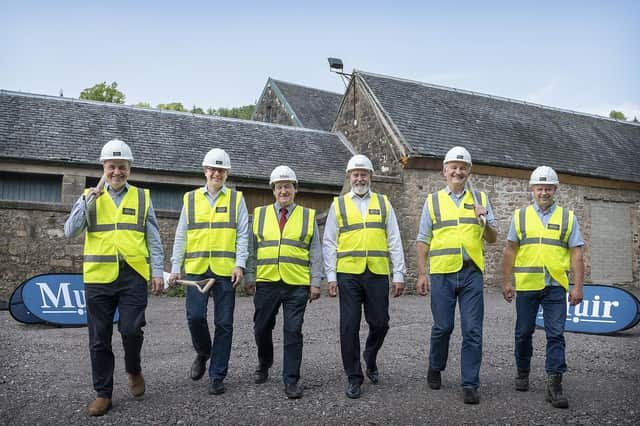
[87,397,112,416]
[128,373,146,397]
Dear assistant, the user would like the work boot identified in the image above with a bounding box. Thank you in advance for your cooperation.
[128,372,146,397]
[546,373,569,408]
[515,368,530,392]
[254,366,269,384]
[427,367,441,390]
[191,354,208,381]
[209,378,225,395]
[87,397,112,416]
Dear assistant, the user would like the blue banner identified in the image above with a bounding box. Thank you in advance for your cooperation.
[10,274,119,326]
[536,284,640,334]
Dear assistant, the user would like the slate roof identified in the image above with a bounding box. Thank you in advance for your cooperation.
[357,71,640,183]
[264,79,342,131]
[0,90,352,188]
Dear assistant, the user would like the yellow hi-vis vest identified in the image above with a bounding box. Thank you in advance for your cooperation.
[427,189,487,274]
[184,188,242,277]
[513,205,573,291]
[335,193,390,275]
[83,185,150,284]
[253,205,315,285]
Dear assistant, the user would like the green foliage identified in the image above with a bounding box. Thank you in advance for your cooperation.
[191,106,205,115]
[633,116,639,123]
[211,105,256,120]
[164,284,186,297]
[157,102,187,112]
[134,101,151,108]
[79,81,125,103]
[609,110,626,120]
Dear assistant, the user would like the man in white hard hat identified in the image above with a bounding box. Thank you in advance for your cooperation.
[168,148,249,396]
[64,139,164,416]
[323,154,406,399]
[502,165,584,409]
[415,146,498,405]
[244,165,322,399]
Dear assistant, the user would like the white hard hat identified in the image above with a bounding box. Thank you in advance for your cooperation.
[99,139,134,163]
[346,154,374,173]
[529,166,559,185]
[202,148,231,169]
[269,165,297,186]
[443,146,472,166]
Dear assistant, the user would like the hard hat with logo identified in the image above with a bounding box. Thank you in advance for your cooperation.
[529,166,559,185]
[443,146,472,166]
[99,139,134,163]
[346,154,374,173]
[202,148,231,169]
[270,165,298,186]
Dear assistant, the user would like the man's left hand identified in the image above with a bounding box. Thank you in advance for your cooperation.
[231,267,244,288]
[568,285,583,306]
[391,282,404,298]
[150,277,164,295]
[308,286,321,303]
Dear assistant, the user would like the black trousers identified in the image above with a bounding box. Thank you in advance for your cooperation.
[85,262,148,398]
[253,281,308,384]
[337,269,390,385]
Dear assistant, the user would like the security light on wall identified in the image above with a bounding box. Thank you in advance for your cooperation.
[328,57,344,73]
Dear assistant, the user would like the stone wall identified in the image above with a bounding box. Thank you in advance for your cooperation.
[252,87,296,127]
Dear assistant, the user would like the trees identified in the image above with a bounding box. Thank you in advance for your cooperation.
[609,110,626,120]
[80,82,125,103]
[157,102,187,112]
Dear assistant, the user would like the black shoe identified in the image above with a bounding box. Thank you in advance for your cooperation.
[208,378,225,395]
[191,354,208,381]
[254,367,269,384]
[345,383,361,399]
[427,367,441,390]
[546,374,569,408]
[515,369,530,392]
[365,368,379,384]
[462,387,480,404]
[284,382,304,399]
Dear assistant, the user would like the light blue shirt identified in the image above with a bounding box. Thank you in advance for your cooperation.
[245,202,323,287]
[64,183,165,279]
[507,201,584,286]
[170,185,249,273]
[416,187,497,262]
[322,190,406,283]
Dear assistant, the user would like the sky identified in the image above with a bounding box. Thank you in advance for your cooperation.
[1,0,639,120]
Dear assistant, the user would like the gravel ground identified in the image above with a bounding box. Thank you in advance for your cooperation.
[1,289,639,425]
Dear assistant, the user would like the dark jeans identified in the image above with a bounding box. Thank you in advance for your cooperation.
[253,282,309,384]
[85,262,148,398]
[515,286,567,374]
[429,264,484,389]
[185,269,235,380]
[337,269,390,385]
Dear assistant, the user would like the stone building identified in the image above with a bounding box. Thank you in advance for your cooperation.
[332,70,640,288]
[0,90,353,299]
[252,78,342,131]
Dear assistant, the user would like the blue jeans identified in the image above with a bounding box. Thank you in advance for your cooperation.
[338,269,390,385]
[253,282,309,384]
[429,264,484,389]
[185,270,235,380]
[515,286,567,374]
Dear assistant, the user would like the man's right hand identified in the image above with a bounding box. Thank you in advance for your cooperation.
[416,274,429,296]
[168,273,180,286]
[244,281,256,296]
[86,186,104,201]
[327,281,337,297]
[502,282,515,303]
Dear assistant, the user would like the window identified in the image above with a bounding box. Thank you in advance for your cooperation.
[0,172,62,202]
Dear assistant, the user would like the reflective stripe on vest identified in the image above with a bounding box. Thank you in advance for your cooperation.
[335,193,390,275]
[514,205,573,291]
[428,189,486,274]
[83,186,150,284]
[184,189,241,277]
[254,205,314,285]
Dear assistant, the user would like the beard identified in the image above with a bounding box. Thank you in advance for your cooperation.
[352,182,370,196]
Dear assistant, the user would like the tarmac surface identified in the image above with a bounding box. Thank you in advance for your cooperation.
[1,289,639,425]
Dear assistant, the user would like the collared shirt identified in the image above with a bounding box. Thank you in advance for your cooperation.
[416,186,497,263]
[170,185,249,273]
[64,183,165,278]
[245,202,323,288]
[322,190,406,283]
[507,201,584,287]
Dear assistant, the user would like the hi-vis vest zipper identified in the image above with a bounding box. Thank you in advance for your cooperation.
[253,205,315,285]
[513,205,573,290]
[83,185,150,284]
[334,193,390,275]
[184,189,242,277]
[427,189,486,274]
